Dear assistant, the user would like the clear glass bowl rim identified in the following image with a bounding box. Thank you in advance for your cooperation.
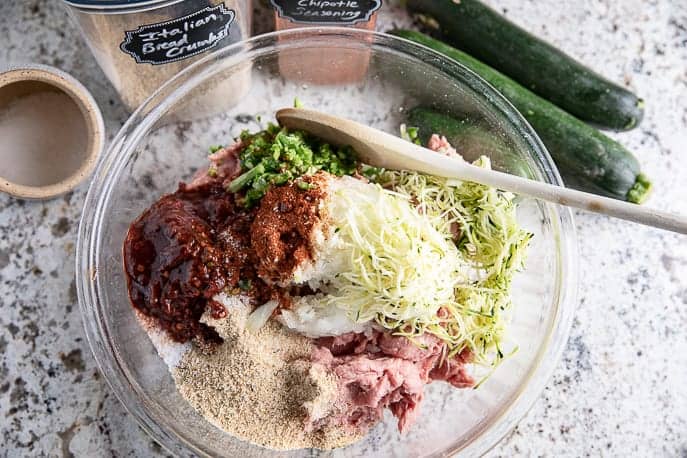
[76,27,579,457]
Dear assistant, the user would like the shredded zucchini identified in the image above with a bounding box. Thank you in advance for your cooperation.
[375,156,532,367]
[323,178,469,331]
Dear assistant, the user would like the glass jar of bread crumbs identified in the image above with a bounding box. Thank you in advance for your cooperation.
[270,0,381,84]
[62,0,252,111]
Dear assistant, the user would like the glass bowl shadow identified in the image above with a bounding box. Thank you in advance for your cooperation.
[76,28,578,458]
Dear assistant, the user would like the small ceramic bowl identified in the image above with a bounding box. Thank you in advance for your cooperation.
[0,64,104,199]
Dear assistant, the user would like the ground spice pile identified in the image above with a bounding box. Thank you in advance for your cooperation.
[251,173,327,284]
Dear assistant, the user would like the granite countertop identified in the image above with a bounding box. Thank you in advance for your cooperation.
[1,1,686,456]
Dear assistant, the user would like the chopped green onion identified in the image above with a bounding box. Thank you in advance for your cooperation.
[400,124,422,145]
[297,180,315,190]
[238,279,252,291]
[228,163,265,193]
[229,123,357,207]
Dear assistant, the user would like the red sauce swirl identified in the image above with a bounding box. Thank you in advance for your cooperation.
[122,147,325,343]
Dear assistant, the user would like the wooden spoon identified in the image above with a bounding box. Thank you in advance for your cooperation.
[277,108,687,234]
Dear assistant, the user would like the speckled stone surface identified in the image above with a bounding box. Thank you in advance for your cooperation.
[0,1,686,457]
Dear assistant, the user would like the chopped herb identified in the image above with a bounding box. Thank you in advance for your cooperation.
[227,163,265,193]
[361,164,384,179]
[296,180,315,190]
[208,145,223,154]
[293,97,304,108]
[207,166,218,178]
[238,279,252,291]
[228,123,357,207]
[400,124,422,145]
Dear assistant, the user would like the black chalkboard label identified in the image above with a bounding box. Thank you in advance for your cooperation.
[270,0,381,25]
[120,4,236,65]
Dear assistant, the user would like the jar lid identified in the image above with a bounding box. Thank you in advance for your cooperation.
[62,0,183,10]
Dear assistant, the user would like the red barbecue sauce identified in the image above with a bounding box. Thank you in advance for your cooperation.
[122,148,323,343]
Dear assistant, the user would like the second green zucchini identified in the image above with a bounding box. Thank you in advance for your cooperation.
[390,30,651,203]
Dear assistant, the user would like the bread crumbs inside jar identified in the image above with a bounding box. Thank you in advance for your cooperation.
[62,0,252,112]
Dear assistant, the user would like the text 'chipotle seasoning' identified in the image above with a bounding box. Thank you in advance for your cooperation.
[270,0,381,84]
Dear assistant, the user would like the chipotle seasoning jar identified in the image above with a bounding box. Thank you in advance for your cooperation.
[62,0,252,111]
[270,0,381,84]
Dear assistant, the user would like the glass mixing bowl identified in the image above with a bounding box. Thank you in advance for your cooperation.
[76,29,578,457]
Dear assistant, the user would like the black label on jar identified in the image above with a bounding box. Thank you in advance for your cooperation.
[120,4,236,65]
[270,0,381,25]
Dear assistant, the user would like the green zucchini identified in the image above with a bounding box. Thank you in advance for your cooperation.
[406,0,644,132]
[407,108,534,179]
[390,30,651,203]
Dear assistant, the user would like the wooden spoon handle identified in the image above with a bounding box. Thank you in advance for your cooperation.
[434,157,687,234]
[277,108,687,234]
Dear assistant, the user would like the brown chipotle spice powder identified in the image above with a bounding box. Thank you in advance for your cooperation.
[251,174,327,285]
